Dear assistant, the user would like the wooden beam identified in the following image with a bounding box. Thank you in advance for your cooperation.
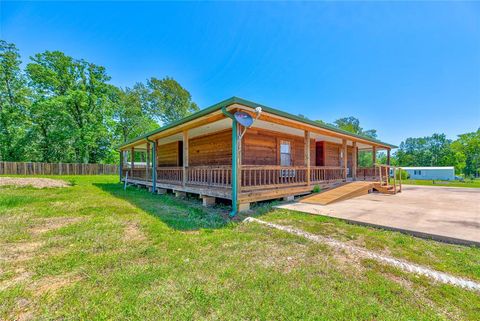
[183,130,189,187]
[146,143,150,178]
[372,146,377,166]
[304,131,311,186]
[387,149,391,166]
[352,141,357,180]
[130,147,134,177]
[342,139,347,180]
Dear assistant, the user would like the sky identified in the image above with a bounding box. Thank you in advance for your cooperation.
[1,1,479,146]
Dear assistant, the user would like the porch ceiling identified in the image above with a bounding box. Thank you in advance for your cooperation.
[132,116,386,151]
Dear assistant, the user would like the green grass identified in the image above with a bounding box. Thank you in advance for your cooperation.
[397,178,480,188]
[1,175,479,320]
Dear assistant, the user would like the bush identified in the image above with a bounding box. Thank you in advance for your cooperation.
[312,185,321,193]
[395,169,409,180]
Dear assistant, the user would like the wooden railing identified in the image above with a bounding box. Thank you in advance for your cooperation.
[356,167,379,181]
[187,166,232,187]
[124,165,347,191]
[157,167,183,184]
[310,166,344,183]
[376,164,402,194]
[241,166,308,190]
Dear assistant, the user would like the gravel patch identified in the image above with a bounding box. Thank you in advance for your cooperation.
[0,177,69,188]
[244,217,480,292]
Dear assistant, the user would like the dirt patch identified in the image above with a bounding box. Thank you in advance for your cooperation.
[0,177,69,188]
[32,273,81,296]
[123,221,146,242]
[30,217,84,235]
[0,241,45,262]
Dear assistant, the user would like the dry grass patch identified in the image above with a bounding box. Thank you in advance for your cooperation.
[29,217,84,235]
[123,221,147,242]
[0,177,69,188]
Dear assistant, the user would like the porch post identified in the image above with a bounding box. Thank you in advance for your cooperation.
[352,142,357,180]
[151,140,157,194]
[387,149,391,166]
[304,131,311,186]
[146,143,150,179]
[342,139,347,180]
[130,147,134,177]
[372,146,376,166]
[119,150,123,182]
[183,130,189,187]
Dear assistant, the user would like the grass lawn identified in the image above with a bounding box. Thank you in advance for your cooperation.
[1,175,479,320]
[397,178,480,188]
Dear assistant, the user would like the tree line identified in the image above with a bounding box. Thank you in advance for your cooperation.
[0,40,198,164]
[1,40,479,177]
[324,118,480,178]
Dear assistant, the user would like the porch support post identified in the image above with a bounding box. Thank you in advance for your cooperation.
[304,131,311,186]
[221,107,238,217]
[146,143,150,179]
[342,139,347,180]
[352,142,357,181]
[119,150,123,182]
[130,147,134,178]
[183,130,189,187]
[387,148,391,166]
[151,140,157,194]
[372,146,377,166]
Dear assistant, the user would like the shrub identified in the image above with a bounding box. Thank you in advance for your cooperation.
[395,169,409,180]
[312,185,321,193]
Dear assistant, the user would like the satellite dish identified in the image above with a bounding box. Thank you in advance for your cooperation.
[234,111,254,128]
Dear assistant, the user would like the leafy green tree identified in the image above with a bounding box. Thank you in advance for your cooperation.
[396,134,455,167]
[334,116,377,139]
[0,40,30,161]
[451,129,480,177]
[111,85,158,143]
[142,76,199,125]
[26,51,112,163]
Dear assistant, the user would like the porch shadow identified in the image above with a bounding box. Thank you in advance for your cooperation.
[93,182,265,231]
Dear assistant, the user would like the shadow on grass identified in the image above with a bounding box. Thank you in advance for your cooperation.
[94,182,275,231]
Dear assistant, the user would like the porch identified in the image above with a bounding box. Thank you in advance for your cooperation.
[118,98,397,212]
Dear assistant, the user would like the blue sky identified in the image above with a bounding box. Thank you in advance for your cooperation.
[1,1,479,145]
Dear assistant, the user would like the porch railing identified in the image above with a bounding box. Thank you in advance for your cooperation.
[157,167,183,184]
[356,167,379,181]
[123,165,346,191]
[187,166,232,187]
[310,166,345,183]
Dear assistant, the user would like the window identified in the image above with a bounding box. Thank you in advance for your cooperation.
[280,140,292,166]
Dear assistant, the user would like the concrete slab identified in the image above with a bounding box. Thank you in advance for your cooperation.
[277,185,480,246]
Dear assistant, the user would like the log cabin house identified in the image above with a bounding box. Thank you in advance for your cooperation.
[118,97,397,215]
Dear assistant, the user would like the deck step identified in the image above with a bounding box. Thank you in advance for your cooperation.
[299,181,375,205]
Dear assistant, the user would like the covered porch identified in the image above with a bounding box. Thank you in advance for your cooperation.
[119,100,395,212]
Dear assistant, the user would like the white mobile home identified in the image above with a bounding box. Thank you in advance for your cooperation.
[402,166,455,180]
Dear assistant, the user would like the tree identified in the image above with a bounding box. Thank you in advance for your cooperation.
[396,134,455,168]
[451,129,480,177]
[111,85,158,144]
[26,51,112,163]
[142,77,199,125]
[0,40,30,161]
[333,116,377,139]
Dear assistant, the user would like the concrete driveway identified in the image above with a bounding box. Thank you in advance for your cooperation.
[277,185,480,246]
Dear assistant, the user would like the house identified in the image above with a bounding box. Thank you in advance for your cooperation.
[402,166,455,181]
[118,97,397,215]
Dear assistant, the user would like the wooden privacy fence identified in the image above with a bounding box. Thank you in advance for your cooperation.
[0,162,118,175]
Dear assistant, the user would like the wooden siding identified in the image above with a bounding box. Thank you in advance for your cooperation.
[157,141,180,167]
[242,128,315,166]
[189,129,232,166]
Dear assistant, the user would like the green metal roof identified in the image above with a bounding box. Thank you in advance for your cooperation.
[118,96,397,149]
